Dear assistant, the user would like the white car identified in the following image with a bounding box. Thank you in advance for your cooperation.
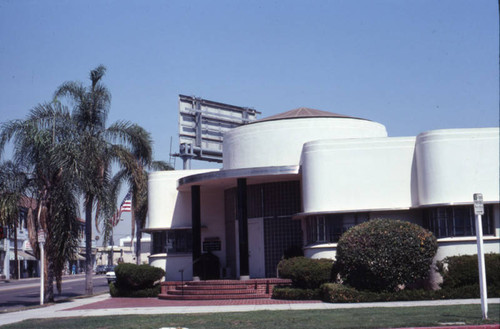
[105,268,116,283]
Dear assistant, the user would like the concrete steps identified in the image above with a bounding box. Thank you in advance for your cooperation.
[159,278,291,300]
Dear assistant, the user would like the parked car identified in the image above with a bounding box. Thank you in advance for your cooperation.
[105,266,116,283]
[95,265,107,274]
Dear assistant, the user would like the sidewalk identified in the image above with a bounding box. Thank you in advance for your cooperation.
[0,293,498,327]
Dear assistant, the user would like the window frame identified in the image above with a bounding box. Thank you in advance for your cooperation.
[424,205,494,239]
[151,229,193,254]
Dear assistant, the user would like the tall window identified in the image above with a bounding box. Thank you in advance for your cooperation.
[424,205,494,238]
[151,229,192,254]
[306,213,369,244]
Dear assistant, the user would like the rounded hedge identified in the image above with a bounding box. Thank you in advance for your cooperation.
[277,257,333,289]
[336,219,437,292]
[272,287,321,300]
[114,263,165,290]
[109,282,161,298]
[438,253,500,289]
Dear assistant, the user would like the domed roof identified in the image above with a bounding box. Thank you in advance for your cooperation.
[254,107,368,123]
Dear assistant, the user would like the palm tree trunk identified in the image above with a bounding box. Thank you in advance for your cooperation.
[135,216,141,265]
[85,195,93,295]
[45,251,54,302]
[13,222,19,280]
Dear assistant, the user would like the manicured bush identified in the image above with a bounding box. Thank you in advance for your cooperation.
[438,253,500,289]
[277,257,334,289]
[109,282,161,298]
[336,219,437,292]
[272,287,321,300]
[114,263,165,290]
[320,283,366,303]
[111,263,165,297]
[319,283,500,303]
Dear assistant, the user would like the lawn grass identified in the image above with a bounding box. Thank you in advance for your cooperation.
[1,304,498,329]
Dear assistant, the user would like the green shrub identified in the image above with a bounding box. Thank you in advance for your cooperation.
[320,283,365,303]
[438,253,500,289]
[111,263,165,297]
[319,283,500,303]
[277,257,334,289]
[272,287,321,300]
[114,263,165,290]
[336,219,437,292]
[109,282,161,298]
[440,284,500,299]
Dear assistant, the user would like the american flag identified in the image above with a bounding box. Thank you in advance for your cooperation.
[110,192,132,227]
[119,192,132,213]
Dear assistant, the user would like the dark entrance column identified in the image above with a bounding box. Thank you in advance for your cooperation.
[237,178,249,278]
[191,185,201,279]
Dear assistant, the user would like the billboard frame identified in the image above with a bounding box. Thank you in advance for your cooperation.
[174,95,260,169]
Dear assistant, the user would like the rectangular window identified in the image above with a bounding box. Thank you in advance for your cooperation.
[317,216,325,242]
[151,232,166,254]
[306,213,369,244]
[424,205,494,238]
[167,230,192,253]
[151,230,193,254]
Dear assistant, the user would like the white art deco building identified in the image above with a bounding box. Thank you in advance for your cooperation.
[146,108,500,281]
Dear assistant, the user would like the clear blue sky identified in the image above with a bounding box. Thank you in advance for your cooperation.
[1,0,498,171]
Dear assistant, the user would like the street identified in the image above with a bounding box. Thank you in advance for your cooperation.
[0,274,109,312]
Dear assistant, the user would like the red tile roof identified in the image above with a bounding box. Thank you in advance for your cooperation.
[254,107,367,123]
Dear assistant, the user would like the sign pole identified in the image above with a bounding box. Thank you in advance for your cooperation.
[39,242,44,305]
[3,228,10,281]
[473,193,488,320]
[38,230,46,305]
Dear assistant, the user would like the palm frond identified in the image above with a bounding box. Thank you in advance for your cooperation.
[150,160,174,171]
[53,81,86,105]
[90,65,106,88]
[106,121,153,164]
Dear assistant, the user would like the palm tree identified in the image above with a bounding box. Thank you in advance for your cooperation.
[0,102,81,301]
[0,161,27,280]
[110,159,172,264]
[54,65,154,294]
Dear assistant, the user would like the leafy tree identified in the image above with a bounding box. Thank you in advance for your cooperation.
[54,65,155,293]
[336,219,437,292]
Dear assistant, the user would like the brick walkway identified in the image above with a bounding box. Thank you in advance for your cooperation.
[68,297,322,310]
[394,326,499,329]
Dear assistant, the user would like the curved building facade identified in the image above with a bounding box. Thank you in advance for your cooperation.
[223,108,387,169]
[147,108,500,282]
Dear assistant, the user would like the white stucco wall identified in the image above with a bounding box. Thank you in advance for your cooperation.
[301,137,417,213]
[149,254,193,281]
[148,169,218,230]
[223,117,387,169]
[147,170,226,281]
[416,128,500,206]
